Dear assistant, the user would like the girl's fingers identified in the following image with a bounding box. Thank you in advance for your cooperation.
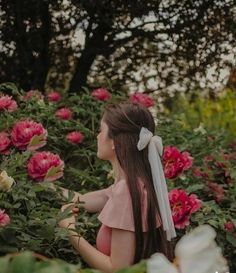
[72,207,79,214]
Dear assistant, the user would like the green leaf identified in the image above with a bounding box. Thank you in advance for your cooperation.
[31,184,45,192]
[28,134,46,149]
[0,255,11,273]
[226,233,236,247]
[45,166,63,181]
[38,225,55,242]
[186,184,204,193]
[8,252,35,273]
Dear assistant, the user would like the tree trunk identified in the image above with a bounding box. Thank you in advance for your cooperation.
[31,2,51,90]
[69,23,110,92]
[14,0,51,91]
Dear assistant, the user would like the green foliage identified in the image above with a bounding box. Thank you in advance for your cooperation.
[166,88,236,142]
[0,251,146,273]
[0,251,81,273]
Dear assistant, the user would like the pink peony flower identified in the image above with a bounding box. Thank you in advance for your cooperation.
[192,167,203,178]
[11,120,47,151]
[0,95,18,112]
[23,90,44,101]
[182,151,194,171]
[0,209,10,227]
[55,107,73,120]
[204,155,214,162]
[27,151,64,182]
[47,91,61,102]
[129,92,155,108]
[66,131,84,144]
[207,181,225,203]
[224,221,235,232]
[169,188,201,229]
[163,146,193,179]
[0,132,11,155]
[92,88,111,101]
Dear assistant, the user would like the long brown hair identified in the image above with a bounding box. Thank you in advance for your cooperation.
[103,102,174,263]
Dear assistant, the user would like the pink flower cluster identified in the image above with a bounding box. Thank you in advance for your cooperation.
[129,92,155,108]
[169,188,201,229]
[92,88,111,101]
[53,107,84,144]
[27,151,64,182]
[0,95,18,112]
[0,120,47,155]
[163,146,193,179]
[0,209,10,227]
[11,120,47,151]
[192,152,235,203]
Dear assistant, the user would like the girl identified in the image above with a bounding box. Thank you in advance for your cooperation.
[58,102,176,273]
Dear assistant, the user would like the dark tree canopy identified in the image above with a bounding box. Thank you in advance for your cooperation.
[1,0,236,93]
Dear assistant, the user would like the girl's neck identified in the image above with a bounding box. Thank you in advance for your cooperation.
[110,158,125,183]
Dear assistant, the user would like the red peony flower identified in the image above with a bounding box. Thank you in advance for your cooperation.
[0,95,18,112]
[0,209,10,227]
[47,91,61,102]
[66,131,84,144]
[27,151,64,182]
[92,88,111,101]
[163,146,193,179]
[55,107,73,120]
[0,132,11,155]
[224,221,235,232]
[23,90,44,101]
[129,92,155,108]
[11,120,47,151]
[169,188,201,229]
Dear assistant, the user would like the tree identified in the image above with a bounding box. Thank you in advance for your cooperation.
[1,0,235,93]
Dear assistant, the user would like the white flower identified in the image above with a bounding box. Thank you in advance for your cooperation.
[176,225,229,273]
[147,253,178,273]
[147,225,229,273]
[0,170,14,191]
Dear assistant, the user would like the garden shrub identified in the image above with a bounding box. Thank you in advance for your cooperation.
[0,83,235,271]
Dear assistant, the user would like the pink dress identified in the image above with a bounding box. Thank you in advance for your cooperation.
[96,179,161,256]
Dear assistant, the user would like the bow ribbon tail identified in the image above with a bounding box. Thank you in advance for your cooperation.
[148,139,176,240]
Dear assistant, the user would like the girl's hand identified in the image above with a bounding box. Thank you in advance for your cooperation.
[59,203,78,229]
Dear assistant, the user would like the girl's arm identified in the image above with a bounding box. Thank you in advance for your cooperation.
[53,184,110,213]
[68,226,135,273]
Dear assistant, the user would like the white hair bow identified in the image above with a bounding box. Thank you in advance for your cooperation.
[137,127,176,240]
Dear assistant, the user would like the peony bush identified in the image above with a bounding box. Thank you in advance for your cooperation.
[0,83,235,271]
